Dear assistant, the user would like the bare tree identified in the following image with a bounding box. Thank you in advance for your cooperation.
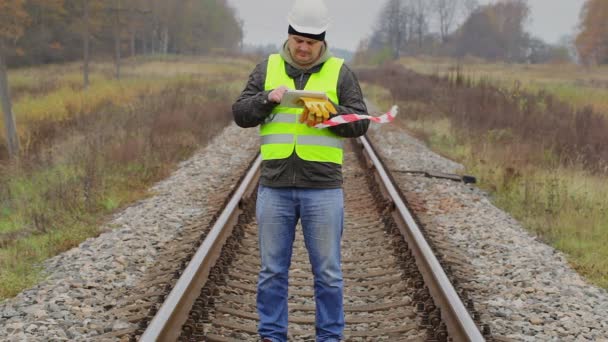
[373,0,407,59]
[409,0,430,48]
[113,0,122,79]
[0,51,19,158]
[83,0,90,88]
[461,0,479,18]
[109,0,149,78]
[435,0,459,43]
[376,0,408,59]
[0,0,29,158]
[368,0,434,57]
[124,0,149,57]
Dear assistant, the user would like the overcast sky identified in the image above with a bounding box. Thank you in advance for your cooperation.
[227,0,586,51]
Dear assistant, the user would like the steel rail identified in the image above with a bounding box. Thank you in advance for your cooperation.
[140,154,262,342]
[141,134,482,341]
[358,135,484,342]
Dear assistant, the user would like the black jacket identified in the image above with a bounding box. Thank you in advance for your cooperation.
[232,56,369,188]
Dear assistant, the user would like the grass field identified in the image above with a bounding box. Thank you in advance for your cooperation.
[398,56,608,115]
[359,60,608,289]
[3,54,607,301]
[0,56,253,299]
[404,118,608,288]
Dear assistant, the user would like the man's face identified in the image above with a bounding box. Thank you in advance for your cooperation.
[287,34,323,67]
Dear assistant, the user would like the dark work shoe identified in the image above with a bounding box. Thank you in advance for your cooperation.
[261,339,272,342]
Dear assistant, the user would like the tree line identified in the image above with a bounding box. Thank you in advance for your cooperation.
[576,0,608,65]
[0,0,243,67]
[0,0,243,158]
[357,0,608,65]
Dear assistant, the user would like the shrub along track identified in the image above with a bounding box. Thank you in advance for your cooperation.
[102,137,490,342]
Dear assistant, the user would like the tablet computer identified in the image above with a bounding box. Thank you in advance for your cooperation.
[280,90,327,108]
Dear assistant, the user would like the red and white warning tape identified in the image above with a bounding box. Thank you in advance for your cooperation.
[314,105,398,129]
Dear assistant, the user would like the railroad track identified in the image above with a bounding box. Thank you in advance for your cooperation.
[115,135,491,341]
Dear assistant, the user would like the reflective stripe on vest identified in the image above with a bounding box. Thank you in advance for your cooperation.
[260,54,344,164]
[267,113,297,124]
[261,135,344,149]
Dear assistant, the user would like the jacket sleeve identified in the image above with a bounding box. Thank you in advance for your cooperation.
[232,59,278,128]
[329,64,370,138]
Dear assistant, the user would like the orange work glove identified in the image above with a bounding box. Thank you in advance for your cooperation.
[298,97,337,127]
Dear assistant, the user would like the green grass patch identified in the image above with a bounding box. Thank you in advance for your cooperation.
[0,56,253,299]
[403,116,608,289]
[0,218,99,299]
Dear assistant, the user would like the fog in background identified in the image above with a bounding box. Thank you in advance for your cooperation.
[227,0,585,51]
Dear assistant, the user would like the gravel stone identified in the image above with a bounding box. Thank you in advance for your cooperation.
[0,124,258,340]
[368,123,608,341]
[1,119,607,341]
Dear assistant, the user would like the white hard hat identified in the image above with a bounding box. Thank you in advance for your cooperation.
[287,0,330,35]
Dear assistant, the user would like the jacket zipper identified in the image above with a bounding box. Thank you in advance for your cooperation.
[292,153,297,184]
[293,72,307,185]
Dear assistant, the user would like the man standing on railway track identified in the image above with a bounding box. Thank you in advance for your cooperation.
[232,0,369,340]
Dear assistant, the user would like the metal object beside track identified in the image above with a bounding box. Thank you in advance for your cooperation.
[358,136,484,341]
[141,135,484,341]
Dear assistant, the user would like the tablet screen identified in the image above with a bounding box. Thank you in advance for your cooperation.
[280,90,327,108]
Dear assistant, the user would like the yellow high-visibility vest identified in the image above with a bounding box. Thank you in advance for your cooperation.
[260,54,344,164]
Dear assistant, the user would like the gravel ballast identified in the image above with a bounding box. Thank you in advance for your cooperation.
[1,121,607,341]
[367,123,608,341]
[0,124,258,341]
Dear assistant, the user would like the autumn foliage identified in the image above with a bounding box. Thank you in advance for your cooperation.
[0,0,243,67]
[576,0,608,65]
[0,0,30,49]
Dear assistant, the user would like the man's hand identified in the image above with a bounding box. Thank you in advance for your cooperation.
[268,86,289,103]
[299,97,337,127]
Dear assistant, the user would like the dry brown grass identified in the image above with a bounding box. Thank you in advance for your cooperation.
[397,56,608,115]
[0,57,252,299]
[358,63,608,288]
[359,64,608,173]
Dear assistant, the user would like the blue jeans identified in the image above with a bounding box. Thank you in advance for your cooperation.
[256,185,344,342]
